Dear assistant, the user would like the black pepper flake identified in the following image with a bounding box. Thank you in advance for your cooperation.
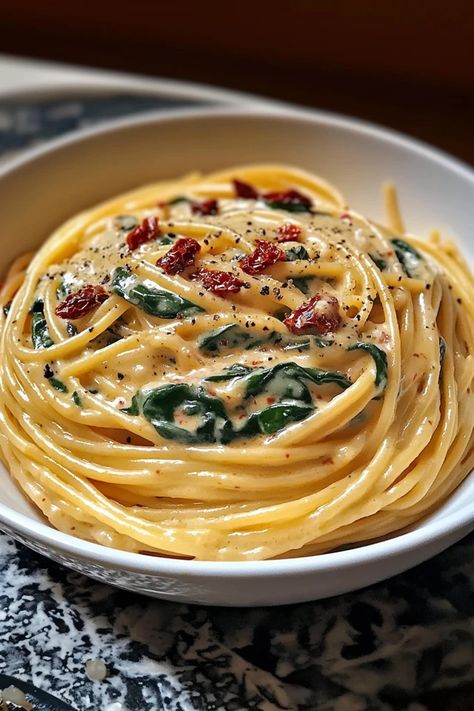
[117,372,125,380]
[260,286,270,296]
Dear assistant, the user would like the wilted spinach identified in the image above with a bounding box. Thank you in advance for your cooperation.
[111,267,204,319]
[31,300,53,349]
[348,342,388,392]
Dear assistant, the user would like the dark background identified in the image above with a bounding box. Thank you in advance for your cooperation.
[1,1,474,163]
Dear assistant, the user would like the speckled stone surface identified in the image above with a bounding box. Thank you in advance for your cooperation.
[0,94,473,711]
[1,533,473,711]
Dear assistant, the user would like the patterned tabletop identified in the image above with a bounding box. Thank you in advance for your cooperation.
[0,92,473,711]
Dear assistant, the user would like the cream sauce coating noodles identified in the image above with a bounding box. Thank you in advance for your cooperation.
[0,165,473,560]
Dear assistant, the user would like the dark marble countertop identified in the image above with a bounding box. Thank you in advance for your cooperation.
[0,90,473,711]
[1,532,473,711]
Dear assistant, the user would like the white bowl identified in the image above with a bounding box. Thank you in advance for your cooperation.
[0,107,472,606]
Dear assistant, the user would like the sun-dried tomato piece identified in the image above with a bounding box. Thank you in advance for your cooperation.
[156,237,201,275]
[126,216,160,251]
[55,285,109,320]
[232,178,259,199]
[191,199,219,216]
[192,268,244,295]
[284,293,341,335]
[264,189,313,212]
[277,223,302,242]
[240,240,286,275]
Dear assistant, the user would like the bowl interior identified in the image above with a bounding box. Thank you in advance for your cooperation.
[0,107,473,551]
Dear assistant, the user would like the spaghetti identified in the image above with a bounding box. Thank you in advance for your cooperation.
[0,164,472,560]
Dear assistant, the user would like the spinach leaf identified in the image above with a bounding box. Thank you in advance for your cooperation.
[2,301,12,317]
[348,342,388,392]
[205,364,254,382]
[302,366,351,389]
[314,336,334,348]
[56,278,76,300]
[286,245,309,261]
[244,363,310,402]
[199,325,313,354]
[292,276,312,294]
[31,300,53,349]
[115,215,137,232]
[167,196,189,206]
[280,336,311,351]
[392,239,423,278]
[72,391,82,407]
[130,384,233,444]
[56,281,68,301]
[50,377,68,393]
[66,322,77,337]
[126,382,314,443]
[369,254,387,271]
[121,392,140,415]
[124,362,349,444]
[111,267,204,319]
[264,199,311,213]
[198,324,252,353]
[243,362,350,401]
[273,307,291,321]
[240,402,314,436]
[157,234,177,245]
[439,336,446,368]
[206,361,350,396]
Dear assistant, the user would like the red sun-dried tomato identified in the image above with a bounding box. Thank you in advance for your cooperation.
[156,238,201,275]
[239,240,286,275]
[55,285,109,320]
[232,178,259,199]
[263,189,313,211]
[126,216,160,251]
[192,268,244,296]
[191,199,219,216]
[284,293,341,335]
[276,223,302,242]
